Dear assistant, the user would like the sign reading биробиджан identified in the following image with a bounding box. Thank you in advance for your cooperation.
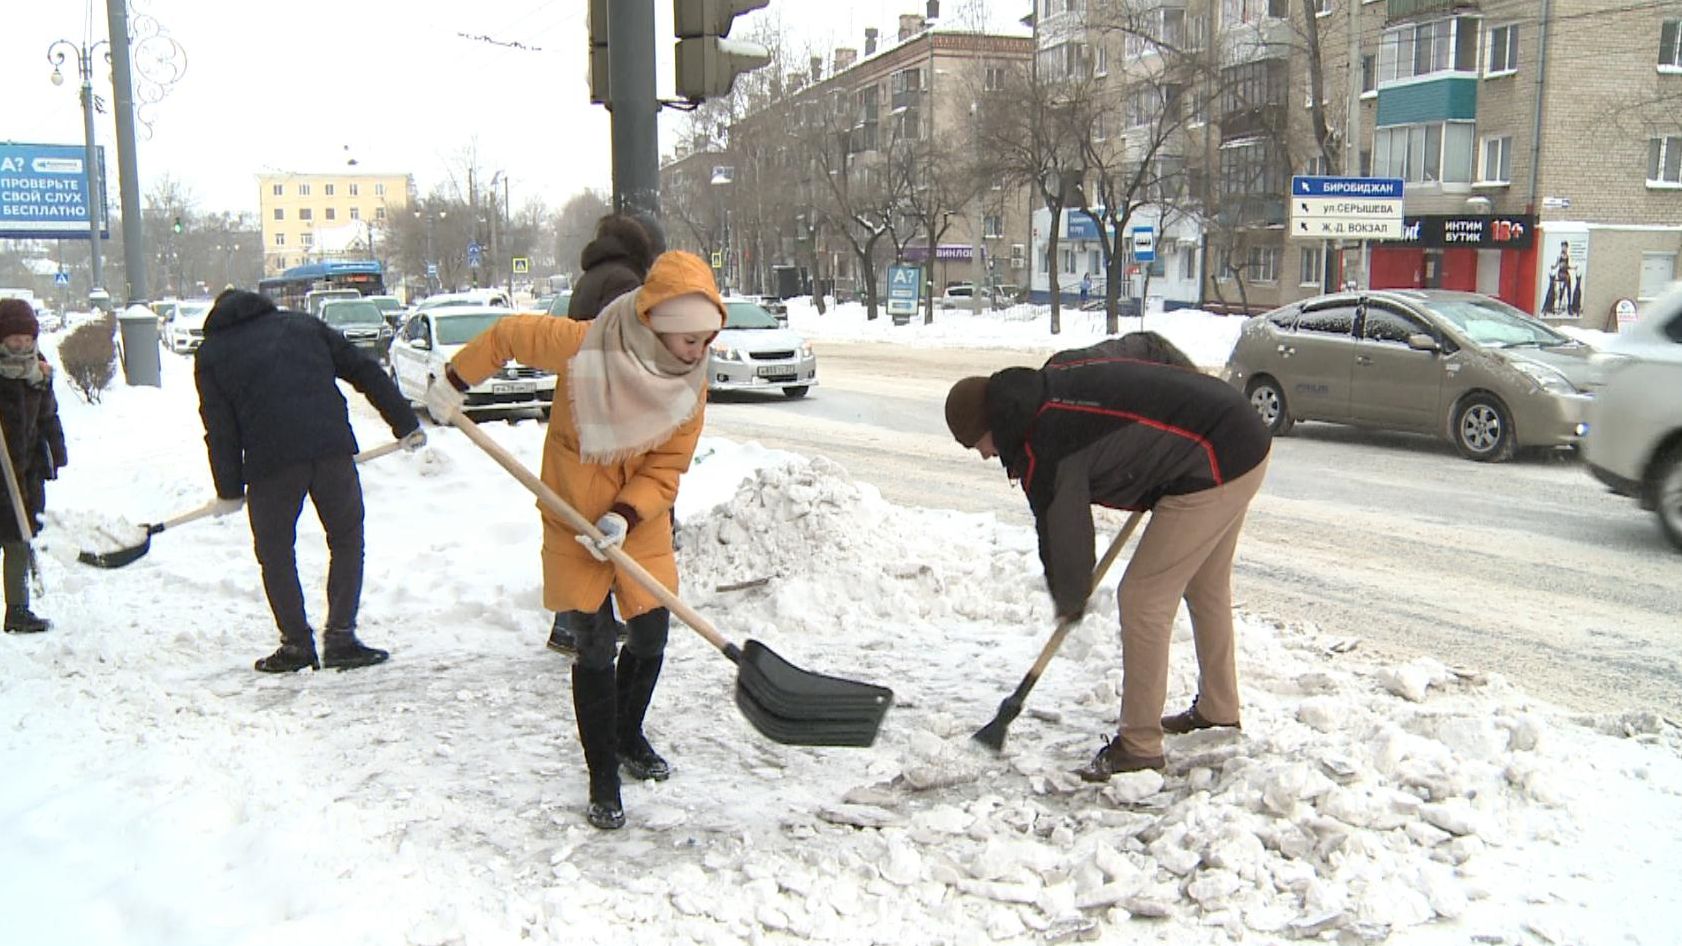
[0,142,110,240]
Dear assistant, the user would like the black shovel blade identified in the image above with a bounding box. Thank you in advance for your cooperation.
[733,639,893,748]
[76,536,153,569]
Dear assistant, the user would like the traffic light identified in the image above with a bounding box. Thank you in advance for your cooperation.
[674,0,772,103]
[172,216,183,234]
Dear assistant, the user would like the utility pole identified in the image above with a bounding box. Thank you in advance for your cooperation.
[1345,0,1364,290]
[610,0,660,220]
[106,0,147,307]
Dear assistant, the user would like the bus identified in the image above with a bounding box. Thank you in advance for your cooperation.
[257,260,385,313]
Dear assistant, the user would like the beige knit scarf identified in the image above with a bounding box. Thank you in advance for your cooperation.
[569,289,707,464]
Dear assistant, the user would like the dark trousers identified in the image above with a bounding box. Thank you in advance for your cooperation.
[572,597,669,671]
[247,454,364,648]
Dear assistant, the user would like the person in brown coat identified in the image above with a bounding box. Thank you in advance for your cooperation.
[427,250,723,830]
[0,299,67,635]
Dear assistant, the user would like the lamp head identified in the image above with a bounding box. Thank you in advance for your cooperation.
[51,69,64,86]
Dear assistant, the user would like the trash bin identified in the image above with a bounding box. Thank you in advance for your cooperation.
[117,304,161,387]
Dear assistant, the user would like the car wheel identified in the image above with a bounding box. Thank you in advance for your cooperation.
[1246,376,1293,436]
[1453,392,1515,462]
[782,386,809,399]
[1650,441,1682,552]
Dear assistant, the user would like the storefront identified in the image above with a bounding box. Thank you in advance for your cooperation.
[1367,214,1537,311]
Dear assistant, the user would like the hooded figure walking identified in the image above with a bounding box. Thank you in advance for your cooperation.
[195,289,425,673]
[0,299,66,635]
[945,341,1270,779]
[426,250,723,830]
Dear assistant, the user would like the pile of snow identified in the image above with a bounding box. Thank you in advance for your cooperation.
[2,334,1677,946]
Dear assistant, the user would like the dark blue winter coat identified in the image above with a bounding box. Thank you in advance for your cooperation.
[194,290,418,499]
[0,371,66,541]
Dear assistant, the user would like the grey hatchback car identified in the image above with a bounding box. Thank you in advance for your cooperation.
[1225,290,1596,461]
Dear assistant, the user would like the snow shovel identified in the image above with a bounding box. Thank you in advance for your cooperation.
[446,409,894,748]
[972,509,1146,752]
[0,413,45,587]
[76,439,407,569]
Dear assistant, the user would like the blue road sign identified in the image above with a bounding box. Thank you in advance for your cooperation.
[886,264,920,316]
[1291,176,1405,200]
[1131,226,1156,263]
[426,262,439,277]
[467,241,483,267]
[53,271,69,286]
[0,142,110,240]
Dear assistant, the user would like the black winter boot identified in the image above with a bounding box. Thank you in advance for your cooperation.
[255,642,319,673]
[546,612,577,654]
[616,649,671,781]
[573,664,625,830]
[3,606,50,634]
[321,628,389,670]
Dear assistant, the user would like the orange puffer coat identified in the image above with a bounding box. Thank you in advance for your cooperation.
[450,252,722,618]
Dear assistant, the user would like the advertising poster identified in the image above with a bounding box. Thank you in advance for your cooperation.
[1535,224,1588,319]
[0,142,109,240]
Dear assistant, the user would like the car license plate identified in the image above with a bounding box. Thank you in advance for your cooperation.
[756,365,787,378]
[492,381,534,395]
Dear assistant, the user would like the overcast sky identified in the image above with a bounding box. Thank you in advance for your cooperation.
[4,0,1022,220]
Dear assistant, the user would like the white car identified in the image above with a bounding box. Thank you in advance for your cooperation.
[166,301,214,353]
[388,306,555,421]
[1583,286,1682,550]
[413,289,511,311]
[708,299,817,399]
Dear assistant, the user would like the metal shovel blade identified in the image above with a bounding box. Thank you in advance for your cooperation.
[732,639,894,748]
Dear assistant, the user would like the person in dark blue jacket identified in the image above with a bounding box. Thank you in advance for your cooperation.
[195,289,424,673]
[946,345,1270,780]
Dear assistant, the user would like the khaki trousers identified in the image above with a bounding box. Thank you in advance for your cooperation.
[1116,454,1269,756]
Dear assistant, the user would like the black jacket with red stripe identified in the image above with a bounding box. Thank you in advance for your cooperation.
[984,355,1269,616]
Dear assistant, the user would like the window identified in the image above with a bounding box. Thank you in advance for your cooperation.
[1179,248,1196,281]
[325,208,336,221]
[1095,43,1109,76]
[300,232,313,248]
[1640,252,1676,300]
[271,183,283,196]
[375,207,386,221]
[1377,17,1478,85]
[1088,250,1102,275]
[1361,306,1430,344]
[298,184,311,196]
[273,208,284,221]
[1487,24,1519,75]
[1061,248,1076,273]
[1374,121,1475,183]
[1220,138,1287,197]
[1300,245,1324,287]
[1480,135,1512,183]
[299,208,313,221]
[1094,112,1109,141]
[350,207,361,220]
[1649,136,1682,185]
[374,183,386,196]
[1304,155,1330,176]
[1314,0,1332,14]
[324,183,335,196]
[1297,305,1355,335]
[274,233,286,247]
[1361,54,1377,94]
[984,66,1008,91]
[984,214,1003,238]
[349,183,360,197]
[1662,20,1682,68]
[1248,246,1280,284]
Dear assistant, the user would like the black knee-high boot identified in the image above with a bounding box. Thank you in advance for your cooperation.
[572,664,624,829]
[616,649,671,781]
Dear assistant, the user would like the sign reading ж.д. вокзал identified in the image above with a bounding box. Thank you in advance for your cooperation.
[0,142,110,240]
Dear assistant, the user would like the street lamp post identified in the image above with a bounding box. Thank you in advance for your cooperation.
[46,36,109,298]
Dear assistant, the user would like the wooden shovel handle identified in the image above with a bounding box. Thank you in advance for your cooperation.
[1021,510,1146,683]
[158,440,404,533]
[445,410,735,656]
[0,414,35,543]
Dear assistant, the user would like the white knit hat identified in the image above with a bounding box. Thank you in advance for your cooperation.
[647,293,723,334]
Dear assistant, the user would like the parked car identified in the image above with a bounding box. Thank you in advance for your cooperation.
[414,289,511,311]
[1224,289,1597,462]
[388,306,555,421]
[304,288,362,317]
[939,283,976,309]
[709,299,817,399]
[165,301,214,354]
[1582,287,1682,550]
[744,294,789,325]
[318,299,394,364]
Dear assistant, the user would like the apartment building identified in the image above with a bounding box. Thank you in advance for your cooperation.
[257,172,414,276]
[661,15,1037,304]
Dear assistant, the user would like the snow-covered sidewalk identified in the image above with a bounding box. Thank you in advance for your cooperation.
[1,328,1676,946]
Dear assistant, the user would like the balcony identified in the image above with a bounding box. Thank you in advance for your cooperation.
[1387,0,1476,22]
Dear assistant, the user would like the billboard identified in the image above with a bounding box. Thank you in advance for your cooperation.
[0,142,110,240]
[886,264,921,317]
[1535,224,1588,320]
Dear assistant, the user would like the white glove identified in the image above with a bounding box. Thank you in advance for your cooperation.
[401,429,427,452]
[210,497,244,517]
[575,512,628,562]
[424,374,466,421]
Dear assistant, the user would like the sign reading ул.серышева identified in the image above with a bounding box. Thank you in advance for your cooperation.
[0,142,109,240]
